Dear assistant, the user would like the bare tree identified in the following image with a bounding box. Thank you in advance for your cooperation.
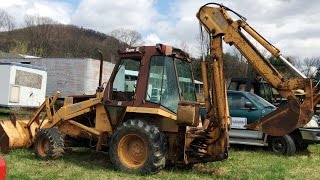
[110,28,143,48]
[24,15,58,57]
[0,9,15,32]
[231,47,250,76]
[196,30,210,56]
[177,41,190,54]
[294,57,320,78]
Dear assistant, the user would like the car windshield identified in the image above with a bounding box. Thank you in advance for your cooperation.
[247,92,275,108]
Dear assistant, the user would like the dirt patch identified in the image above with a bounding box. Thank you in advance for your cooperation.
[193,164,229,176]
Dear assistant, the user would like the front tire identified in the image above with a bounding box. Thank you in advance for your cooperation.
[269,135,296,155]
[34,128,65,159]
[109,119,167,174]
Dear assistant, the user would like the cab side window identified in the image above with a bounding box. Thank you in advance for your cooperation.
[112,59,140,101]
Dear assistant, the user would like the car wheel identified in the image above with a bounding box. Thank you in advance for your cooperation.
[269,135,296,155]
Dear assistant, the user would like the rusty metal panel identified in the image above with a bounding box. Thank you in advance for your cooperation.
[0,58,114,97]
[246,97,313,136]
[176,101,200,127]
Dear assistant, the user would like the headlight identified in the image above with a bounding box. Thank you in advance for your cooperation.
[304,116,319,128]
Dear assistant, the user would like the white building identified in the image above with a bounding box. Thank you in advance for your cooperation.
[0,63,47,107]
[0,58,115,97]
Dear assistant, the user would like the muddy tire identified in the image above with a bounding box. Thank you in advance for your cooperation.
[109,119,167,174]
[269,135,296,156]
[34,128,65,159]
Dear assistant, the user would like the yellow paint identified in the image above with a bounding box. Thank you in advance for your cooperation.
[126,106,177,120]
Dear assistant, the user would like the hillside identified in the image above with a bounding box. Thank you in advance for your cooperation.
[0,24,123,61]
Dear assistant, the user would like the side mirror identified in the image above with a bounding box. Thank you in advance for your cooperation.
[244,102,256,110]
[244,102,257,110]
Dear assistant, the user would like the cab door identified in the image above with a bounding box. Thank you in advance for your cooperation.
[104,58,141,126]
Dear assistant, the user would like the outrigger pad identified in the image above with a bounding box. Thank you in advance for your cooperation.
[246,98,312,136]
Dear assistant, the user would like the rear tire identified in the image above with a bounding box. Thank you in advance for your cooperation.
[269,135,296,155]
[34,128,65,159]
[109,119,167,174]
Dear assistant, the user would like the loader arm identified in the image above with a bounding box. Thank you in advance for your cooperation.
[36,91,111,135]
[40,97,102,129]
[197,3,319,136]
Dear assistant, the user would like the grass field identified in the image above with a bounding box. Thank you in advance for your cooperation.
[1,144,319,180]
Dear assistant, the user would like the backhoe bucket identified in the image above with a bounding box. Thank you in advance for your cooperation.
[0,117,39,153]
[246,97,313,136]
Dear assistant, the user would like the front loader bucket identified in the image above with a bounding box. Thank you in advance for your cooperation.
[0,92,60,152]
[246,97,313,136]
[0,118,39,153]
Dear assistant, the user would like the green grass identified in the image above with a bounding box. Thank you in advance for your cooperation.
[2,145,320,180]
[0,108,9,120]
[0,114,6,120]
[0,107,35,120]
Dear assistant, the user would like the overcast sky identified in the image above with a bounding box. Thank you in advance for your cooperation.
[1,0,319,59]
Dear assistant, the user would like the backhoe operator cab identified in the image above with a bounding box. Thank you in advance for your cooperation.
[105,44,196,114]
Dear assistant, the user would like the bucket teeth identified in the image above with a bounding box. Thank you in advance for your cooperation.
[8,114,17,127]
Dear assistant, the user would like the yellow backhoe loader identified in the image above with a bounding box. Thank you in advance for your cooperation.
[0,3,319,174]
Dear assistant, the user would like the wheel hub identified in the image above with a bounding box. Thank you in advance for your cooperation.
[118,134,147,168]
[275,143,283,150]
[36,138,49,157]
[129,141,145,161]
[273,138,284,152]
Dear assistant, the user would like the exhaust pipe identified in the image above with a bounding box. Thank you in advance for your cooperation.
[98,50,104,87]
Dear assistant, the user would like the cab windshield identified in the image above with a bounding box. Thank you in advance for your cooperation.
[145,56,196,113]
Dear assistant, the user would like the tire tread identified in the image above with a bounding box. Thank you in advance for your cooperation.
[109,119,167,174]
[34,128,65,159]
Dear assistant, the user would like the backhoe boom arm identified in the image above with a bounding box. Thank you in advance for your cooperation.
[197,4,318,136]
